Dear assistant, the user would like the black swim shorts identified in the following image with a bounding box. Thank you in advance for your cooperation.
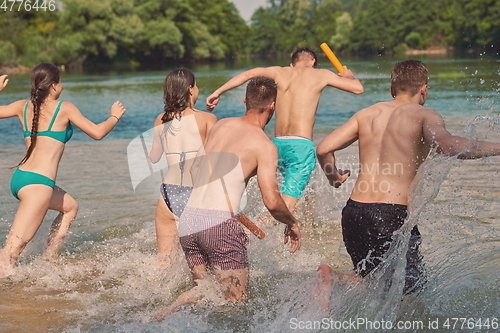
[341,198,425,294]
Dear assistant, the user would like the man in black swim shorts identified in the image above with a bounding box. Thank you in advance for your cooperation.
[316,60,500,295]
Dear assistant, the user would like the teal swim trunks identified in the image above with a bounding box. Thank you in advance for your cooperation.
[272,136,317,199]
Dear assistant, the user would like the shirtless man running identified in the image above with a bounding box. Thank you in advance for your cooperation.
[206,48,364,211]
[161,77,301,316]
[316,60,500,295]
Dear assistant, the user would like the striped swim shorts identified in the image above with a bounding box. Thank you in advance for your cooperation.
[179,206,249,270]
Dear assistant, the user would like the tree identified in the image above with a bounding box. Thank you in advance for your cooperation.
[186,0,251,57]
[250,0,342,56]
[329,12,352,50]
[59,0,143,63]
[449,0,500,50]
[347,0,400,54]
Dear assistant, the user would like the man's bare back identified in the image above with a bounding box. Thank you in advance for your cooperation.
[162,78,301,317]
[206,48,363,210]
[269,66,359,138]
[347,101,434,205]
[315,59,500,296]
[207,48,363,140]
[202,117,272,183]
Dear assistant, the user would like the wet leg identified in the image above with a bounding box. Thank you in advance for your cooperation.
[155,199,179,267]
[0,185,53,276]
[160,264,210,317]
[312,264,333,312]
[44,186,78,259]
[281,194,299,213]
[214,268,249,305]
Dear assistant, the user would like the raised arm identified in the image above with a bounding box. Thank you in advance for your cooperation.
[256,143,301,253]
[316,114,359,187]
[0,100,25,120]
[206,67,280,111]
[423,110,500,159]
[321,66,364,94]
[66,101,126,140]
[0,75,8,92]
[0,75,24,119]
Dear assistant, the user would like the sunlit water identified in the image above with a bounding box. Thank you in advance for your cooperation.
[0,54,499,332]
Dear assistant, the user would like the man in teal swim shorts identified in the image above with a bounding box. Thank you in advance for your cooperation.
[207,48,364,211]
[273,135,317,199]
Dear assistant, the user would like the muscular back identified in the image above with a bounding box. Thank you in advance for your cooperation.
[188,117,275,212]
[272,67,329,138]
[351,102,432,205]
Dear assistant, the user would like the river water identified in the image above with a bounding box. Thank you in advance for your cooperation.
[0,54,499,332]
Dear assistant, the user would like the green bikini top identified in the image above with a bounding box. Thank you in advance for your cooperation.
[23,101,73,143]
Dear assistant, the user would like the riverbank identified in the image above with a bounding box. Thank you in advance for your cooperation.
[405,47,451,55]
[0,65,32,75]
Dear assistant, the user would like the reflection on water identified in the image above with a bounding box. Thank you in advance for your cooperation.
[0,55,499,332]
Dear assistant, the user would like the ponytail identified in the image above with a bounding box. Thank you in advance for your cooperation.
[18,63,60,166]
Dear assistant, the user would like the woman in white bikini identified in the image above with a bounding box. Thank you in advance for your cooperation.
[0,64,126,277]
[149,69,217,265]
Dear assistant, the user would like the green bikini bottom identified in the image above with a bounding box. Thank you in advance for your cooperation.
[10,168,55,200]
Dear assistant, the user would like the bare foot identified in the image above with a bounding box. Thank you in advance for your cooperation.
[311,265,333,313]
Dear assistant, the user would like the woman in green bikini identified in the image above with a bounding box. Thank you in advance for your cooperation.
[0,64,126,277]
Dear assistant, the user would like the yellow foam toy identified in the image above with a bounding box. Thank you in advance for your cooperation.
[320,42,344,73]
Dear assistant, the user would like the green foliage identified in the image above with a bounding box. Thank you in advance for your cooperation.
[447,0,500,49]
[59,0,143,60]
[329,12,352,50]
[186,0,250,57]
[1,0,498,67]
[347,0,400,53]
[0,0,250,67]
[405,32,423,49]
[0,41,17,64]
[339,0,369,19]
[250,0,343,56]
[338,0,499,54]
[250,7,281,55]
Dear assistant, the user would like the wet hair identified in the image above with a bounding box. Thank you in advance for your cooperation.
[18,63,60,166]
[291,48,317,67]
[391,60,428,96]
[245,77,277,112]
[162,69,195,123]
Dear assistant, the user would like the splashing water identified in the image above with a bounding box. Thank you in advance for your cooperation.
[2,115,500,332]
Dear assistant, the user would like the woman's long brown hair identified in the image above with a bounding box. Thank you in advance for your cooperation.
[162,69,195,123]
[18,63,60,166]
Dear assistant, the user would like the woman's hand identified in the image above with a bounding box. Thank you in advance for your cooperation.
[0,75,9,92]
[110,101,126,120]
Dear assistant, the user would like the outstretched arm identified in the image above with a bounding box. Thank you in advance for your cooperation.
[436,136,500,159]
[423,111,500,159]
[256,144,301,253]
[322,67,364,94]
[66,101,126,140]
[316,114,359,187]
[206,67,280,111]
[0,100,26,120]
[0,75,23,120]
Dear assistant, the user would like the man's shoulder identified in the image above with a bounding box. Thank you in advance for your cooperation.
[216,116,236,124]
[254,135,276,158]
[210,116,242,132]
